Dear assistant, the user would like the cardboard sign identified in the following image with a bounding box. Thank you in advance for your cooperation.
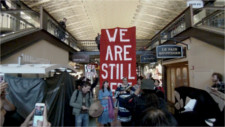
[100,27,136,92]
[85,64,97,84]
[156,45,183,58]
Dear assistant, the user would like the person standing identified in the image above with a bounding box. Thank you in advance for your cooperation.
[115,77,135,126]
[154,79,165,93]
[58,18,67,41]
[211,72,224,93]
[119,79,175,126]
[133,76,143,90]
[70,81,93,127]
[98,81,114,126]
[95,33,101,50]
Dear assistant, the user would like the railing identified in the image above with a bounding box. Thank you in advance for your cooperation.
[40,7,80,51]
[5,0,35,10]
[146,6,193,50]
[0,0,80,51]
[0,0,40,36]
[0,11,40,31]
[146,6,225,50]
[194,7,224,30]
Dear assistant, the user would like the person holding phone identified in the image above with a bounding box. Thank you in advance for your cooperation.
[70,81,93,126]
[32,103,45,127]
[21,104,51,127]
[0,82,15,126]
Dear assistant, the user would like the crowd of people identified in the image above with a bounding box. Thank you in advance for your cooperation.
[68,74,175,127]
[0,72,224,127]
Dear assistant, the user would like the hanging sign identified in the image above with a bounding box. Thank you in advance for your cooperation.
[187,0,204,8]
[72,54,89,63]
[140,54,157,63]
[156,45,183,58]
[100,27,136,92]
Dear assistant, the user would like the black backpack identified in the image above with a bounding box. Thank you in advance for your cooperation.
[74,90,92,106]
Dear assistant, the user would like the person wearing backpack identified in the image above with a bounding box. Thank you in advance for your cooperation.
[70,81,93,126]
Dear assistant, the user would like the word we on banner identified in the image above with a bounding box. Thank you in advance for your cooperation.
[100,27,136,92]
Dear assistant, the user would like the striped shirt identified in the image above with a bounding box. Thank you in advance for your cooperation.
[115,84,135,122]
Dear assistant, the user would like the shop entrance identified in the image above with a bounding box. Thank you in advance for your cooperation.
[165,62,189,103]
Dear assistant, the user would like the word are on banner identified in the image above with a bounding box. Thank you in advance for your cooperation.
[100,27,136,92]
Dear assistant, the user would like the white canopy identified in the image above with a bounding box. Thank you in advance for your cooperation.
[0,64,76,74]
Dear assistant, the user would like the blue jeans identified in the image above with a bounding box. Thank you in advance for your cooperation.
[75,113,89,127]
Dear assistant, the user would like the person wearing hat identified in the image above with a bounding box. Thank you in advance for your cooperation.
[97,81,114,126]
[119,79,175,126]
[70,81,93,126]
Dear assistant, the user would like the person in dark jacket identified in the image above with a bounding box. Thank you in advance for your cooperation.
[211,72,224,93]
[58,18,67,41]
[95,33,101,50]
[141,107,177,126]
[174,86,221,126]
[120,79,176,126]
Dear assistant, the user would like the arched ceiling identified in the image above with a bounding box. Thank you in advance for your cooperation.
[22,0,187,51]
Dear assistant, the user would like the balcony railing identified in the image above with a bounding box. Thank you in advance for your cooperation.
[0,0,80,51]
[146,6,225,50]
[0,0,40,37]
[0,11,40,31]
[194,7,224,30]
[40,7,80,51]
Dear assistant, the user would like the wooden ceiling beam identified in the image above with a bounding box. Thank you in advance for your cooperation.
[70,25,92,31]
[134,20,162,27]
[50,5,82,13]
[135,13,171,22]
[30,0,51,7]
[138,4,179,15]
[67,20,89,27]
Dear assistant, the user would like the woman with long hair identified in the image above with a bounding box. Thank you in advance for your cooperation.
[98,81,114,126]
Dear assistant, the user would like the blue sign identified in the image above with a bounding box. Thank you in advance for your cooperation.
[156,45,183,58]
[140,54,157,63]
